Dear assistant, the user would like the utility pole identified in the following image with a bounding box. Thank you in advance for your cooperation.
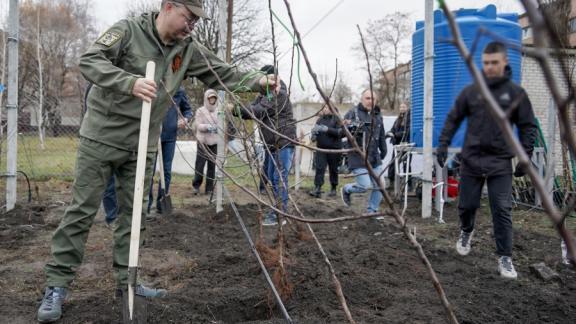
[544,98,557,205]
[422,0,434,218]
[6,0,19,211]
[215,0,231,213]
[0,32,7,138]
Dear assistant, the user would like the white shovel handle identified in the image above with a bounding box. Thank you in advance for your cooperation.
[128,61,155,320]
[128,61,155,268]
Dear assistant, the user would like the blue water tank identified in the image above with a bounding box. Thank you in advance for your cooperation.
[411,5,522,148]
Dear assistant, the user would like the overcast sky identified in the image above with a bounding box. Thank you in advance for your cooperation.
[82,0,522,101]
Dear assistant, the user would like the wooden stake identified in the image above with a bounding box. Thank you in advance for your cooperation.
[128,61,156,320]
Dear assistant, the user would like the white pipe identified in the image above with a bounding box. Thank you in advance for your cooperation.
[422,0,435,218]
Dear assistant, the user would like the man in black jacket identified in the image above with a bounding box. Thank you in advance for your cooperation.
[309,105,344,197]
[340,90,388,214]
[233,65,297,226]
[437,42,536,280]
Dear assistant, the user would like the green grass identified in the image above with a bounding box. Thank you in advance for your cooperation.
[1,136,318,193]
[1,135,79,180]
[169,154,316,192]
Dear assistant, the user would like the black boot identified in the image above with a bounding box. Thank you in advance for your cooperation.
[328,185,337,197]
[308,186,321,198]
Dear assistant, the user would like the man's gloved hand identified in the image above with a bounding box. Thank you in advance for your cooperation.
[514,162,527,178]
[385,131,394,138]
[310,132,317,142]
[312,124,328,134]
[437,146,447,168]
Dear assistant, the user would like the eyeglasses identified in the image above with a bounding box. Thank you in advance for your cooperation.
[172,2,200,28]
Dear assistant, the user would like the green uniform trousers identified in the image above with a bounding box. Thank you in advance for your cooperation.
[45,137,155,287]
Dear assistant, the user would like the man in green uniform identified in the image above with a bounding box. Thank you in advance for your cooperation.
[37,1,277,322]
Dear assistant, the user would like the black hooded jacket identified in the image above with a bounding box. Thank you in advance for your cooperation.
[235,81,297,151]
[438,66,537,177]
[314,114,344,149]
[389,110,411,145]
[343,103,387,170]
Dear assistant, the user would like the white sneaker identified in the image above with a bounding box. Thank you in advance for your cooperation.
[456,230,473,256]
[498,256,518,279]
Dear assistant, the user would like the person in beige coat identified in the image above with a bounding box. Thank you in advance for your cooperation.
[193,89,220,194]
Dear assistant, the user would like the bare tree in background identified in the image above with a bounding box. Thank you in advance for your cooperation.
[538,0,576,193]
[539,0,572,49]
[333,75,353,104]
[18,0,96,138]
[125,0,160,18]
[354,11,412,111]
[125,0,270,69]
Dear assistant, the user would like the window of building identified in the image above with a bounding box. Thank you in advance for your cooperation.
[522,26,533,39]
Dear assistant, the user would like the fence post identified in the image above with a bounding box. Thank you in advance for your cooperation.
[6,0,20,211]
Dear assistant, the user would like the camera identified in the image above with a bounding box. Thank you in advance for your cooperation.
[347,120,371,136]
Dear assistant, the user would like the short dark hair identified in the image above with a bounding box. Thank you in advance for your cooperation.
[260,64,277,74]
[483,41,507,56]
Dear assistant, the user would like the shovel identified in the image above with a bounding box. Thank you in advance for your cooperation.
[127,61,155,322]
[157,138,173,215]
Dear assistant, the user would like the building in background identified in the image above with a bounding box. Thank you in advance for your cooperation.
[519,0,576,180]
[380,62,412,112]
[520,0,576,47]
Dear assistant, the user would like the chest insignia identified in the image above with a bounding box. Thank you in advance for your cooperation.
[172,54,182,73]
[499,92,511,103]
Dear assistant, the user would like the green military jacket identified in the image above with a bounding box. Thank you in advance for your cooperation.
[79,12,260,152]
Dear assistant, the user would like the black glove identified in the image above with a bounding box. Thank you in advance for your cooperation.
[312,124,328,134]
[436,147,447,168]
[514,162,527,178]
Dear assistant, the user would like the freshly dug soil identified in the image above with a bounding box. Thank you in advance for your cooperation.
[1,188,575,323]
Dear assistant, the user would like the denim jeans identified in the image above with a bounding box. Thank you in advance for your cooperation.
[102,176,118,224]
[266,146,294,212]
[259,152,270,192]
[148,140,176,212]
[343,164,385,213]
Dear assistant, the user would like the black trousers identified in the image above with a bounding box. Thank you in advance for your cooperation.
[314,152,341,188]
[193,144,217,193]
[458,174,513,257]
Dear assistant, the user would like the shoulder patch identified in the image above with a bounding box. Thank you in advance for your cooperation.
[96,31,122,47]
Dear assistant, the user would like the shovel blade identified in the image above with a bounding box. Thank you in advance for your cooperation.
[120,288,148,324]
[158,190,173,215]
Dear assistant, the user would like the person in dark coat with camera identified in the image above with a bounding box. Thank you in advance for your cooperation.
[437,42,537,280]
[309,105,345,198]
[340,89,387,214]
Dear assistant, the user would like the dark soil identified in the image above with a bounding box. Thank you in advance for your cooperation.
[1,186,575,323]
